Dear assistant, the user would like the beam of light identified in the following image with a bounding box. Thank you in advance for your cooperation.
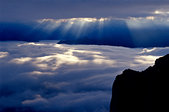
[126,16,169,46]
[74,20,88,38]
[98,18,107,38]
[61,21,74,37]
[73,18,109,38]
[126,16,156,29]
[36,19,64,32]
[125,16,157,47]
[36,18,110,37]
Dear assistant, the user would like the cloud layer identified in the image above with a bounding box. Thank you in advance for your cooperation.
[1,17,169,47]
[0,41,169,112]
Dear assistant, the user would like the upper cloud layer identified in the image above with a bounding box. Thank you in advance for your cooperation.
[1,17,169,47]
[0,41,169,112]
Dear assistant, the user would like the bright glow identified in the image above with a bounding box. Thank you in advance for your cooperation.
[10,42,118,70]
[11,57,32,64]
[37,18,109,31]
[0,52,8,58]
[8,42,162,73]
[38,18,109,24]
[34,53,88,70]
[146,16,155,20]
[140,48,157,54]
[126,16,157,29]
[154,10,162,14]
[154,10,169,15]
[129,16,155,21]
[38,18,106,36]
[18,42,47,47]
[29,71,54,75]
[135,55,159,65]
[36,17,109,37]
[92,55,115,65]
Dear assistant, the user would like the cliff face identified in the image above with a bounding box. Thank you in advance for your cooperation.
[110,54,169,112]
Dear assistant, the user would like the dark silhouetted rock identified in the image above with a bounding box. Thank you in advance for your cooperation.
[110,54,169,112]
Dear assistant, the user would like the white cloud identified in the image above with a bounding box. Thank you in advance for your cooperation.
[0,41,169,112]
[154,10,169,15]
[10,57,32,64]
[22,94,48,105]
[0,52,8,58]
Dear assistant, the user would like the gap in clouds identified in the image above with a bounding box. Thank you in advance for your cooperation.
[1,16,169,47]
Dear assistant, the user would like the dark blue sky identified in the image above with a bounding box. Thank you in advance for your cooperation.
[1,0,169,21]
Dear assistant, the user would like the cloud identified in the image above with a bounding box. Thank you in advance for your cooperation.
[1,17,169,47]
[0,52,8,58]
[140,47,169,56]
[0,41,169,112]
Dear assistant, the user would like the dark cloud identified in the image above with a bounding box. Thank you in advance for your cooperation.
[1,17,169,47]
[1,0,169,21]
[0,41,165,112]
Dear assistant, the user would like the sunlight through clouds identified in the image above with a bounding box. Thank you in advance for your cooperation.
[17,42,47,47]
[2,16,169,47]
[10,57,32,64]
[154,10,169,15]
[126,16,156,28]
[0,52,8,58]
[1,41,169,112]
[134,55,159,65]
[4,41,163,73]
[2,0,169,111]
[37,18,110,34]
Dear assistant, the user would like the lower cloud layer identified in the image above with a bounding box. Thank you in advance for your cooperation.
[0,41,169,112]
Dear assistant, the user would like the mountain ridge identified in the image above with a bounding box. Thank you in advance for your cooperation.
[110,54,169,112]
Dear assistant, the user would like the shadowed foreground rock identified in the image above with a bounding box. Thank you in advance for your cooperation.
[110,54,169,112]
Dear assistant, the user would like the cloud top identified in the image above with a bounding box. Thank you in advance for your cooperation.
[1,41,169,112]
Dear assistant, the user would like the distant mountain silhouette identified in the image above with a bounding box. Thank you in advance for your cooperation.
[110,54,169,112]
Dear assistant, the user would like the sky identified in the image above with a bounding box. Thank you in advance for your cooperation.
[1,41,169,112]
[1,1,169,47]
[1,0,169,21]
[1,0,169,112]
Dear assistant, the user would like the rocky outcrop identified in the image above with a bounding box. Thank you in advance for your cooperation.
[110,54,169,112]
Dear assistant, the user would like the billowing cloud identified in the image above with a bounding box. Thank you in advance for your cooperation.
[0,41,168,112]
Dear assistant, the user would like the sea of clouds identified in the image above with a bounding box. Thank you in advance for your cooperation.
[0,41,169,112]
